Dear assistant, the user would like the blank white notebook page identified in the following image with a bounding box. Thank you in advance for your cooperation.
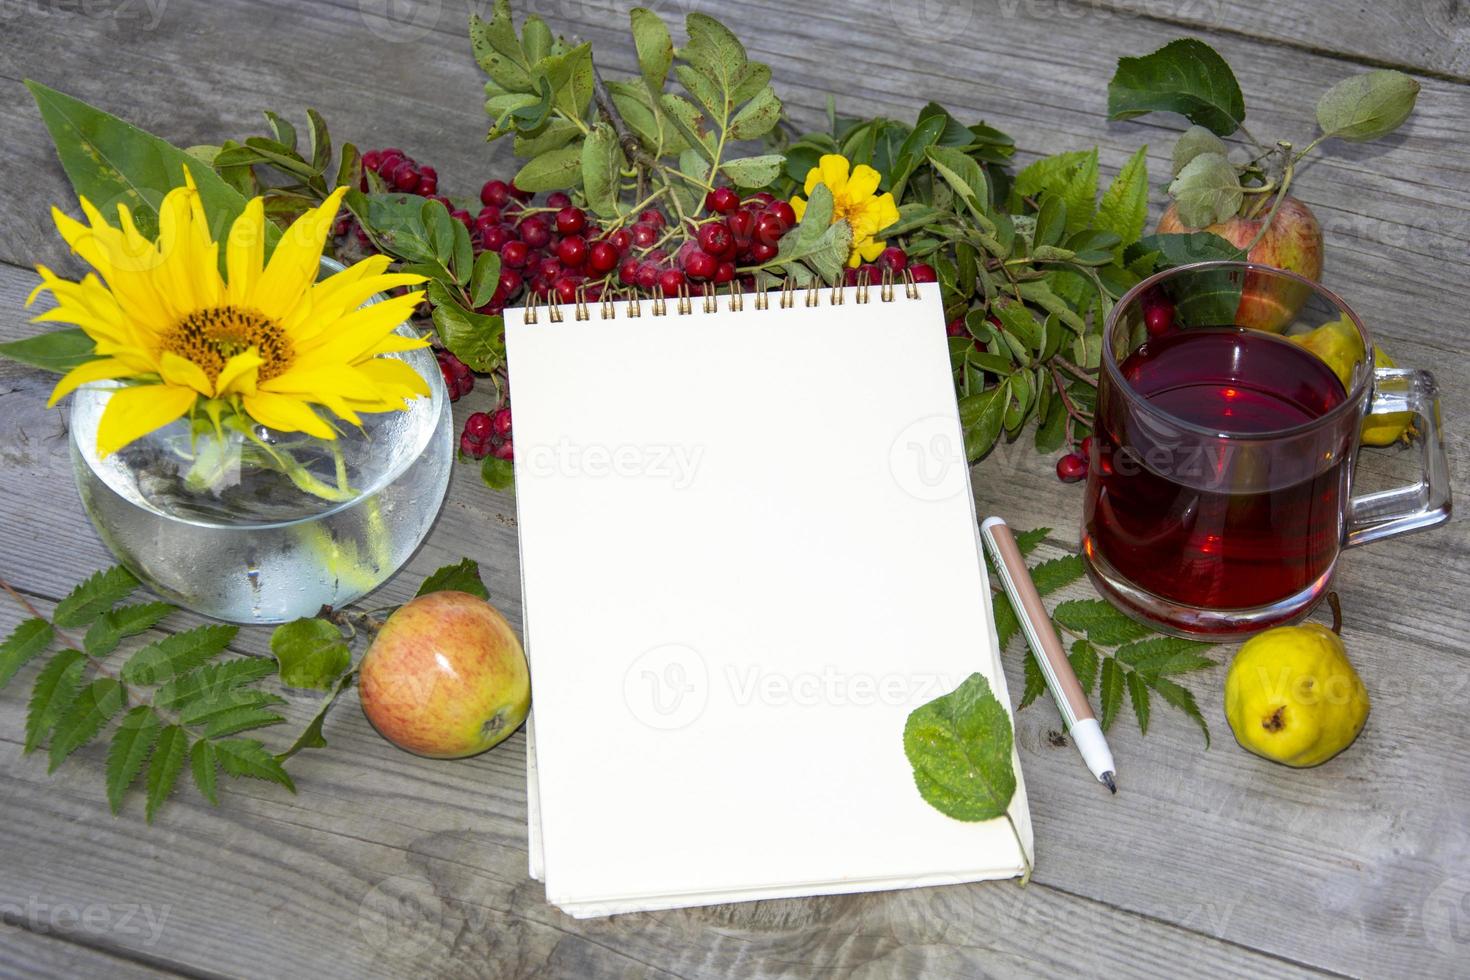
[506,284,1031,911]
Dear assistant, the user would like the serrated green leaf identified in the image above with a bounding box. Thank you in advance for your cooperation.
[1099,657,1124,732]
[1172,125,1228,177]
[1069,640,1099,696]
[270,618,351,691]
[153,658,275,712]
[630,7,673,95]
[53,566,139,628]
[1135,231,1244,269]
[145,725,188,823]
[1019,651,1045,710]
[659,94,714,162]
[121,624,237,685]
[581,122,624,220]
[1126,668,1151,734]
[1115,637,1217,677]
[903,672,1016,822]
[1169,151,1242,228]
[1052,599,1153,646]
[1107,38,1246,136]
[199,706,286,739]
[1031,556,1085,596]
[720,154,783,188]
[469,3,534,94]
[48,677,125,771]
[190,739,219,806]
[1142,673,1211,746]
[215,739,296,793]
[1013,528,1050,555]
[1316,69,1420,142]
[178,689,286,728]
[0,619,54,689]
[0,329,96,374]
[1009,149,1097,231]
[25,650,86,753]
[278,670,356,763]
[82,601,173,658]
[1094,145,1149,246]
[417,559,489,600]
[727,85,782,140]
[680,12,748,97]
[105,705,160,814]
[992,592,1020,651]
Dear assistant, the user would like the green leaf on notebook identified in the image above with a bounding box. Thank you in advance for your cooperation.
[903,672,1016,823]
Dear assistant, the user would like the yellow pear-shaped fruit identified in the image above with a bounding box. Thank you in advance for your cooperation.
[1224,623,1369,768]
[1289,316,1414,446]
[1360,345,1416,446]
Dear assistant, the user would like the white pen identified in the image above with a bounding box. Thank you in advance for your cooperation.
[980,516,1117,794]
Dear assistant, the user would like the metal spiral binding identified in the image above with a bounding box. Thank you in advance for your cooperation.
[519,271,926,323]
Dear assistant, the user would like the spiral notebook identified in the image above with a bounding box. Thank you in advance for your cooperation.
[505,280,1032,918]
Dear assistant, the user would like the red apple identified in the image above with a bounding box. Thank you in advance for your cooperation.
[1156,195,1323,333]
[359,591,530,759]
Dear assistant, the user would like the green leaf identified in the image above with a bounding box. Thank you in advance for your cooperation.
[481,456,515,491]
[581,122,624,220]
[541,42,595,123]
[659,94,714,162]
[630,7,674,95]
[1013,528,1050,555]
[1010,150,1097,231]
[520,15,553,64]
[1031,556,1085,596]
[958,382,1007,461]
[0,329,96,374]
[469,3,534,93]
[1107,38,1246,136]
[214,738,296,793]
[1068,640,1099,696]
[105,705,160,814]
[417,559,489,600]
[145,725,188,823]
[82,601,173,658]
[1094,145,1149,246]
[992,592,1020,651]
[512,141,584,193]
[1316,69,1420,142]
[720,154,784,188]
[48,677,125,771]
[925,145,994,233]
[25,650,86,753]
[153,658,274,711]
[190,739,219,806]
[903,672,1017,822]
[198,706,286,739]
[53,566,139,629]
[305,108,331,174]
[25,82,277,252]
[121,624,238,685]
[1142,673,1211,746]
[278,670,356,763]
[178,689,284,728]
[1126,668,1151,735]
[1019,651,1046,710]
[1135,231,1244,269]
[429,281,504,373]
[1168,152,1242,228]
[1051,599,1152,646]
[469,249,503,310]
[1172,125,1229,177]
[1098,657,1124,732]
[270,618,351,691]
[1115,637,1217,677]
[680,13,748,96]
[728,86,783,140]
[0,619,54,689]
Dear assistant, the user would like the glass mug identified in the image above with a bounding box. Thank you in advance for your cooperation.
[1081,261,1451,638]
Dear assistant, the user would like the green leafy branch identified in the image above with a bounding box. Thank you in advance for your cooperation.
[987,529,1218,744]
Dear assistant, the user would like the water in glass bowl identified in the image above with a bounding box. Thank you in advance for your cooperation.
[69,344,454,624]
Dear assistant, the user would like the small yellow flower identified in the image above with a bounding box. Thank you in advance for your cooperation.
[31,174,431,456]
[789,154,900,268]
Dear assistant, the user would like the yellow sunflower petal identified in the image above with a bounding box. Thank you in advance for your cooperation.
[261,363,383,401]
[284,272,429,337]
[158,351,214,397]
[352,357,432,400]
[290,293,424,367]
[847,164,881,200]
[95,383,197,457]
[250,186,348,322]
[215,349,263,397]
[242,390,337,440]
[47,358,142,407]
[226,197,268,308]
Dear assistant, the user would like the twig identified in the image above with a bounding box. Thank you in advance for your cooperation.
[590,60,657,172]
[1053,355,1097,386]
[1050,364,1094,434]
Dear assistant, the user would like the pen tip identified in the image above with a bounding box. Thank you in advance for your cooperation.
[1101,771,1117,794]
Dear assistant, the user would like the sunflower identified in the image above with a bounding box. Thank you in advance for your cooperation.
[789,154,900,268]
[30,174,430,457]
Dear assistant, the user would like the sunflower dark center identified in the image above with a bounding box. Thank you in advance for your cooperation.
[162,305,292,383]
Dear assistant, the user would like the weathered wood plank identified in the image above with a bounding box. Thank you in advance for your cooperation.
[0,0,1466,977]
[0,927,181,980]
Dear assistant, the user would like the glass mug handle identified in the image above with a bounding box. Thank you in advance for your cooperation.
[1345,367,1453,547]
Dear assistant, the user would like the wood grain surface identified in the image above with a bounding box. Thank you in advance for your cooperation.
[0,1,1467,977]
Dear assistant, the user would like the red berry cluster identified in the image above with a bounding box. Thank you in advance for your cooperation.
[460,407,513,461]
[436,348,474,401]
[1056,436,1092,483]
[841,246,935,286]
